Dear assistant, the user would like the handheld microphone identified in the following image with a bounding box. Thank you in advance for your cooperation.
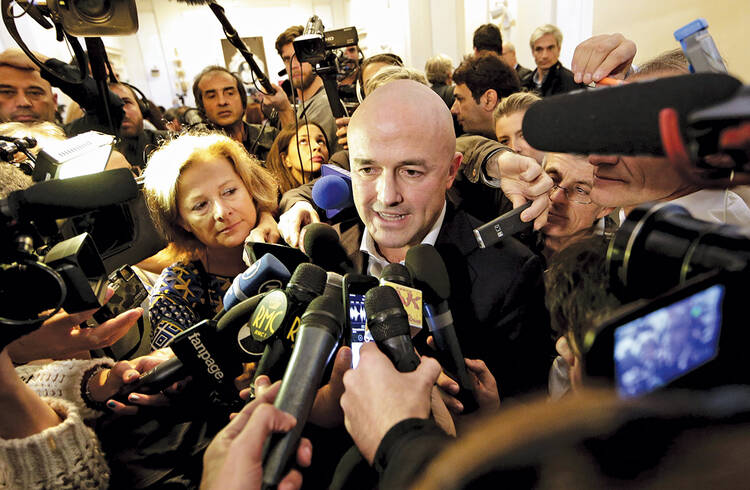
[116,291,271,401]
[0,167,138,222]
[365,286,421,372]
[379,263,411,286]
[312,175,353,219]
[251,263,328,382]
[262,293,344,488]
[223,253,291,311]
[379,263,423,331]
[405,244,479,414]
[302,222,356,275]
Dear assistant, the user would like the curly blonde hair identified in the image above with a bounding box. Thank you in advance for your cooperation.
[142,131,278,255]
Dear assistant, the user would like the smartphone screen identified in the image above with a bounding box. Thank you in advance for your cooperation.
[614,284,724,398]
[347,292,373,368]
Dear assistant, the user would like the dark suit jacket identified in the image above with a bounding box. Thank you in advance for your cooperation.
[339,205,554,399]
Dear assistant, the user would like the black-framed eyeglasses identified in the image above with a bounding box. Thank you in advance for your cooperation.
[548,183,592,204]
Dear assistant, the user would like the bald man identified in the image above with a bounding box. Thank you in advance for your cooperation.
[346,80,553,399]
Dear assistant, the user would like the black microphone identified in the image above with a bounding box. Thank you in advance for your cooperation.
[405,244,478,414]
[379,263,411,286]
[115,291,270,401]
[522,72,742,156]
[302,222,356,275]
[262,293,344,488]
[252,263,328,382]
[0,167,138,221]
[365,286,420,372]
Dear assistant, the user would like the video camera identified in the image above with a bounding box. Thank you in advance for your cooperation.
[293,15,359,119]
[584,202,750,397]
[0,168,140,346]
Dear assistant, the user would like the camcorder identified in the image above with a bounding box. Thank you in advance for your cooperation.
[293,15,359,119]
[525,73,750,397]
[0,138,163,352]
[584,202,750,397]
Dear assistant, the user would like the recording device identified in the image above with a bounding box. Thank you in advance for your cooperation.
[294,15,359,118]
[522,73,748,186]
[116,290,273,403]
[87,265,147,326]
[243,242,309,274]
[13,0,138,36]
[343,273,379,368]
[312,164,353,219]
[366,286,421,373]
[31,131,115,182]
[585,270,745,398]
[293,16,359,65]
[405,244,479,414]
[262,293,344,488]
[0,135,37,174]
[0,169,138,347]
[251,263,328,382]
[674,18,727,74]
[379,263,423,331]
[223,253,291,312]
[302,222,356,275]
[583,202,750,398]
[473,201,533,249]
[606,202,750,302]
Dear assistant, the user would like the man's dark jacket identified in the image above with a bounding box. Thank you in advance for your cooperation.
[523,61,585,97]
[339,205,554,399]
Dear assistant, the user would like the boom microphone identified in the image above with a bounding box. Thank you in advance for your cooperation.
[365,286,420,372]
[522,73,742,156]
[262,293,344,488]
[405,244,478,414]
[0,168,138,221]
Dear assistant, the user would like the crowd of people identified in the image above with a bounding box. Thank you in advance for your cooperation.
[1,13,749,490]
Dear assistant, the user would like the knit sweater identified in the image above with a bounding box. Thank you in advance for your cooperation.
[0,397,110,489]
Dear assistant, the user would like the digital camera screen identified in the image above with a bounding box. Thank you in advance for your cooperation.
[614,284,724,398]
[348,293,373,368]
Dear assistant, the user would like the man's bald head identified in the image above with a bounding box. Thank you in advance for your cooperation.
[349,79,456,164]
[348,79,462,263]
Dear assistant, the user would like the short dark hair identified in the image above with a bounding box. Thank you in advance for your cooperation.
[192,65,247,115]
[452,52,520,103]
[544,236,621,358]
[473,24,503,54]
[275,25,304,57]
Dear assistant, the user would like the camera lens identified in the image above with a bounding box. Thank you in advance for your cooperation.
[72,0,112,20]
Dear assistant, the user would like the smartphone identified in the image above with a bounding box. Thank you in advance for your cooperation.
[343,273,379,368]
[244,241,309,272]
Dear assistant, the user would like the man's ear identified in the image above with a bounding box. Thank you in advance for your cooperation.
[481,89,498,111]
[446,152,462,189]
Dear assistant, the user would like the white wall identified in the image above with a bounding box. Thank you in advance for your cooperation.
[1,0,604,109]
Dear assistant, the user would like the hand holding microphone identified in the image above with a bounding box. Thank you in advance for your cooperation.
[341,342,441,465]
